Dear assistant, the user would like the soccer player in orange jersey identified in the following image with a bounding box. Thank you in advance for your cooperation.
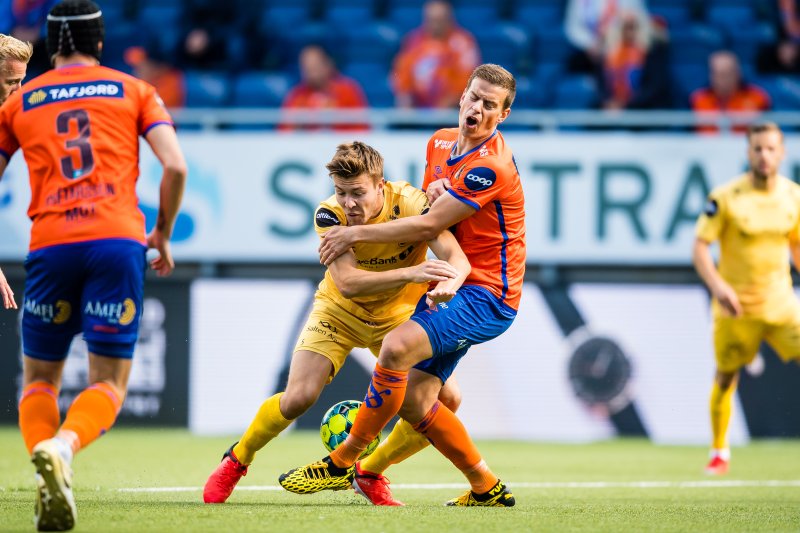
[0,1,187,530]
[280,64,524,507]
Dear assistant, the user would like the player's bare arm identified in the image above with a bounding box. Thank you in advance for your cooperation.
[692,237,742,317]
[319,192,475,266]
[144,124,188,277]
[425,229,470,308]
[326,247,457,299]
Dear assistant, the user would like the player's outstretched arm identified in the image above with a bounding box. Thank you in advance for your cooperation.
[0,267,17,309]
[426,229,470,308]
[327,247,458,299]
[144,125,188,277]
[692,237,742,317]
[319,193,475,265]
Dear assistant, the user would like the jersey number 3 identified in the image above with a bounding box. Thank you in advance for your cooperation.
[57,109,94,180]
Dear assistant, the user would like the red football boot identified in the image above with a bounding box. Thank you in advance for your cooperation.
[352,462,404,506]
[203,444,248,503]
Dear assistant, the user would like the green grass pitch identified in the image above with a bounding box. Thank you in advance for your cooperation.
[1,427,799,532]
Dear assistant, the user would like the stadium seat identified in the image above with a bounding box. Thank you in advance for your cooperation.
[185,71,231,107]
[454,5,499,29]
[343,62,394,108]
[649,5,691,29]
[386,5,423,34]
[325,5,375,25]
[535,27,573,67]
[670,24,725,66]
[513,75,550,109]
[671,63,708,108]
[230,72,294,108]
[727,22,776,66]
[754,76,800,111]
[514,3,562,32]
[473,23,530,74]
[341,23,400,65]
[706,5,755,36]
[553,75,598,109]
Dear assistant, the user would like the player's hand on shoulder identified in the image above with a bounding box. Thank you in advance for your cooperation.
[146,228,175,277]
[319,226,354,266]
[410,259,457,283]
[426,178,451,205]
[0,268,17,309]
[712,281,742,317]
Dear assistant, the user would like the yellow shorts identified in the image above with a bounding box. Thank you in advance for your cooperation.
[293,296,410,379]
[714,311,800,373]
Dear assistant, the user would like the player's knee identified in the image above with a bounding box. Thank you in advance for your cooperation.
[715,370,737,390]
[280,387,321,419]
[438,386,461,412]
[378,335,413,370]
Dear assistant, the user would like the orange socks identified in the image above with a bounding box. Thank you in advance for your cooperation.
[60,382,122,454]
[19,382,60,454]
[413,400,498,494]
[330,364,408,467]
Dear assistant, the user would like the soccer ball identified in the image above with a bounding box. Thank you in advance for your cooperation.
[320,399,381,458]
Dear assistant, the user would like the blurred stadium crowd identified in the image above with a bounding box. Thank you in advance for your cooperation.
[3,0,800,117]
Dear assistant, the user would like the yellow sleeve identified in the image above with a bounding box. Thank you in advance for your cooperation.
[400,185,430,217]
[695,192,725,243]
[314,203,345,238]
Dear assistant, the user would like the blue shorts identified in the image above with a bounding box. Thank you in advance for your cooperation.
[22,239,147,361]
[410,284,517,383]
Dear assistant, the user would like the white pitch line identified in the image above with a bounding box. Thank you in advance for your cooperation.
[117,480,800,493]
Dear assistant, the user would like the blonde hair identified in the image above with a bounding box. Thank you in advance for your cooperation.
[0,34,34,65]
[326,141,384,183]
[747,122,783,142]
[466,64,517,110]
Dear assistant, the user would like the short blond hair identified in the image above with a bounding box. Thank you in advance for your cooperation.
[0,34,33,65]
[326,141,384,184]
[746,122,783,143]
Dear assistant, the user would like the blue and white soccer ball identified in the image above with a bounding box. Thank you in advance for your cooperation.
[320,399,381,458]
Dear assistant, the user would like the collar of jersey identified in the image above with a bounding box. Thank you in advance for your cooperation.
[447,130,496,166]
[56,63,93,70]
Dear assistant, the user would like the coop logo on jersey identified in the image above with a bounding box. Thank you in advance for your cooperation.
[463,166,496,192]
[84,298,137,325]
[315,207,341,228]
[23,80,124,110]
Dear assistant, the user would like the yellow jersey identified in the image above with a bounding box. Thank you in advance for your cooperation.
[314,180,430,321]
[696,174,800,320]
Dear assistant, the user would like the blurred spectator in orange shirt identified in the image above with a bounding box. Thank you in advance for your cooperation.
[601,12,672,110]
[280,45,368,131]
[125,46,186,109]
[691,51,771,134]
[391,0,480,108]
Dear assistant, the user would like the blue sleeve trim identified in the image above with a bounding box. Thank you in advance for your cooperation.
[141,121,174,137]
[447,188,480,210]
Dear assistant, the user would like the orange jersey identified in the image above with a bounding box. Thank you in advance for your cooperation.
[391,26,480,108]
[0,64,173,251]
[422,128,526,310]
[690,84,771,134]
[279,75,368,131]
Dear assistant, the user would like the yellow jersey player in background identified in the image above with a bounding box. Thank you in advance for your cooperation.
[693,122,800,475]
[204,141,470,505]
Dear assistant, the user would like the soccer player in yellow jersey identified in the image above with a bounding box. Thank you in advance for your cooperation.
[204,141,470,505]
[693,122,800,475]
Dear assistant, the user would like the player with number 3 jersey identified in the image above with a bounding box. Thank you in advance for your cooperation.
[0,1,187,530]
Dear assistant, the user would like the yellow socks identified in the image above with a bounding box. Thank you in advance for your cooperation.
[233,393,292,465]
[359,418,430,474]
[710,380,736,450]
